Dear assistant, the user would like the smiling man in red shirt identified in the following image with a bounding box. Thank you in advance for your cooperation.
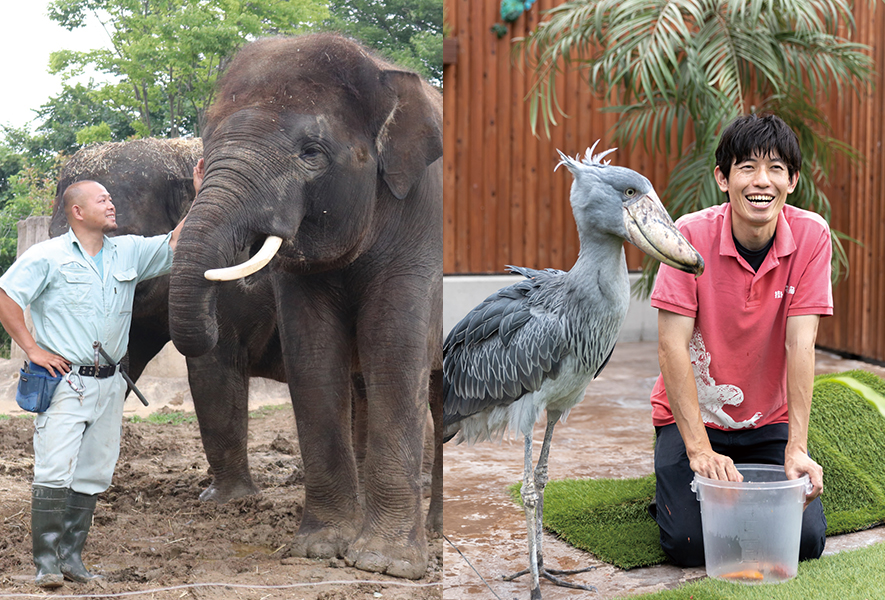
[648,114,830,566]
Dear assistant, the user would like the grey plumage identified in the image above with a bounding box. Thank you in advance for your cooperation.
[446,269,561,399]
[443,264,613,442]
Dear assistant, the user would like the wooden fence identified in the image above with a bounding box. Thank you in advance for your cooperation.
[443,0,885,363]
[820,1,885,364]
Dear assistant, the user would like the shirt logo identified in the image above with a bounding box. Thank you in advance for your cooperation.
[774,285,796,299]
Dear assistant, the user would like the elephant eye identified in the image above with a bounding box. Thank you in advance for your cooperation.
[295,141,329,176]
[300,143,325,159]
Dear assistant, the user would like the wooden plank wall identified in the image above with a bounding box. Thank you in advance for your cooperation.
[443,0,885,363]
[443,0,666,276]
[817,0,885,362]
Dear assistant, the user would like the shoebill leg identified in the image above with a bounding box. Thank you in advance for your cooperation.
[504,410,597,595]
[518,432,542,599]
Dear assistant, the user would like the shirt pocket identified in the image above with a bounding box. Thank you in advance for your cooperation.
[112,268,138,316]
[59,264,94,317]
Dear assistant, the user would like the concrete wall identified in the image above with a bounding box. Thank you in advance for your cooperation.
[442,273,659,342]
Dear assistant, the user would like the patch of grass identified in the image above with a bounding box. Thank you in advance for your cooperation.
[128,411,197,425]
[632,540,885,599]
[123,403,290,426]
[511,476,664,569]
[531,370,885,570]
[248,403,290,419]
[512,476,664,569]
[807,371,885,533]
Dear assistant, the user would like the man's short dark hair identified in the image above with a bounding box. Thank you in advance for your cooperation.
[715,114,802,180]
[62,180,100,214]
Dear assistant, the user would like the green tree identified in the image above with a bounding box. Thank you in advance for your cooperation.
[0,145,25,201]
[520,0,872,295]
[47,0,329,138]
[33,82,137,157]
[0,126,61,180]
[324,0,443,85]
[0,159,59,356]
[0,158,60,271]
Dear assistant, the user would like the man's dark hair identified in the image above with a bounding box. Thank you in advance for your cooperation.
[62,179,100,214]
[714,114,802,180]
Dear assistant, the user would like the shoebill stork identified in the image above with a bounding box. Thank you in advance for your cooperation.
[443,144,704,599]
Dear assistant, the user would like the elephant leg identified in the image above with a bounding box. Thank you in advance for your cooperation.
[346,291,430,580]
[124,321,170,384]
[277,279,362,560]
[187,351,258,503]
[351,372,368,502]
[427,368,443,534]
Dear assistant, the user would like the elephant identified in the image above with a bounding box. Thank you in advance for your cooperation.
[167,34,443,580]
[49,137,286,503]
[49,138,443,535]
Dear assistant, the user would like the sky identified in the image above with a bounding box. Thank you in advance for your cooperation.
[0,3,112,131]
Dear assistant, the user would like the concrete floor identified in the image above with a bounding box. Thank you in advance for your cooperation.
[442,341,885,599]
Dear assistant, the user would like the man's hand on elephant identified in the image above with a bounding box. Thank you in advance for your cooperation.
[785,448,823,508]
[193,158,205,194]
[28,347,71,377]
[689,449,744,482]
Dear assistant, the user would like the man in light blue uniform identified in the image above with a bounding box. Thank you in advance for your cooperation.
[0,166,199,587]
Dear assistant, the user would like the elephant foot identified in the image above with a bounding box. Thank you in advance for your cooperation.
[344,532,428,580]
[289,523,359,559]
[199,479,260,504]
[426,502,442,535]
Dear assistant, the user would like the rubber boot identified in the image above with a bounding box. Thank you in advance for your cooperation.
[58,490,104,582]
[31,485,67,588]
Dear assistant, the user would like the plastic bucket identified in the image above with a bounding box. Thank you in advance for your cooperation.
[691,464,811,584]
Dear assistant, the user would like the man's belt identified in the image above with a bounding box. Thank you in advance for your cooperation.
[92,341,149,406]
[78,364,118,378]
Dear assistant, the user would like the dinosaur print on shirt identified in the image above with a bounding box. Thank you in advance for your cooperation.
[690,328,762,429]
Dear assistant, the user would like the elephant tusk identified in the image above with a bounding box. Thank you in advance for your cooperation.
[204,235,284,281]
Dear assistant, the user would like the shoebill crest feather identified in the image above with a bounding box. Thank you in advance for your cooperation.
[443,142,704,598]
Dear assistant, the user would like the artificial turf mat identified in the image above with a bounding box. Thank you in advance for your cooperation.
[631,539,885,599]
[526,369,885,569]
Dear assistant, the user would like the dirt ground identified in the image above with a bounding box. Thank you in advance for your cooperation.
[0,353,442,600]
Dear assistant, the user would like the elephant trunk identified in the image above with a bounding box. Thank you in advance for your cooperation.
[169,195,246,357]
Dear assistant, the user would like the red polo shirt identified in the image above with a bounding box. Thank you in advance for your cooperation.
[649,203,833,430]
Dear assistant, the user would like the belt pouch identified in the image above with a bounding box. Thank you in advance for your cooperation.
[16,363,63,413]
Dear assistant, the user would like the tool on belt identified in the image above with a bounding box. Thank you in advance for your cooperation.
[16,362,62,413]
[92,341,149,407]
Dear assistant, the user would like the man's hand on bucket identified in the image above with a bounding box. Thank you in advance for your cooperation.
[785,449,823,509]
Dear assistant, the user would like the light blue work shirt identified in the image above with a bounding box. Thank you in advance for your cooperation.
[0,229,173,365]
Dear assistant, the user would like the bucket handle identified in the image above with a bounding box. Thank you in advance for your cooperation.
[690,474,813,501]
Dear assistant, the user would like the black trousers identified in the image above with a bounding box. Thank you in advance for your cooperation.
[650,423,827,567]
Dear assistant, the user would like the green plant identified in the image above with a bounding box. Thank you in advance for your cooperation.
[248,404,290,419]
[128,411,197,425]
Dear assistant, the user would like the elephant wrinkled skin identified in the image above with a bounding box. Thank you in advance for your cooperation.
[168,34,443,580]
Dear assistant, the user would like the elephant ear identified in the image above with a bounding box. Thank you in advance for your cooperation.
[166,177,197,225]
[376,71,442,200]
